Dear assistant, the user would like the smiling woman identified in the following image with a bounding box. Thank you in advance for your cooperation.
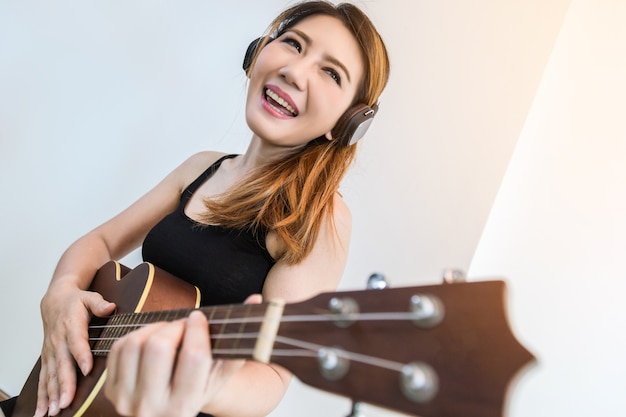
[246,15,364,147]
[1,1,389,417]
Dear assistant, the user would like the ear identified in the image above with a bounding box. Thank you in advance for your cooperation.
[324,131,334,141]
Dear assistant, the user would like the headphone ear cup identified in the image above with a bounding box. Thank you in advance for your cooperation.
[243,37,272,73]
[331,103,379,146]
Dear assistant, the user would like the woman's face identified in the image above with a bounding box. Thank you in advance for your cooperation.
[245,14,365,148]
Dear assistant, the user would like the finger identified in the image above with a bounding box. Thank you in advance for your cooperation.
[68,292,114,376]
[82,291,116,317]
[44,351,61,416]
[105,331,141,414]
[35,361,50,417]
[49,340,79,416]
[55,344,78,410]
[106,321,181,415]
[65,317,95,377]
[134,321,186,410]
[39,325,64,416]
[243,293,263,305]
[170,311,212,403]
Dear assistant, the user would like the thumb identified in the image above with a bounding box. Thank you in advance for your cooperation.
[83,291,116,317]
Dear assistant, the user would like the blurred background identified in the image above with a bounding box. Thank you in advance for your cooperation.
[1,0,624,416]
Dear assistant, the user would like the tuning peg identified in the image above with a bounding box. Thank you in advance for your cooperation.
[410,294,444,328]
[367,272,389,289]
[318,347,350,381]
[329,297,359,328]
[442,268,466,283]
[345,400,364,417]
[400,362,439,403]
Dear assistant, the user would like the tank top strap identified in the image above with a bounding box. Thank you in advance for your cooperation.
[181,154,238,204]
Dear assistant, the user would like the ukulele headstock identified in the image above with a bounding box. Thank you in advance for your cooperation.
[270,274,534,417]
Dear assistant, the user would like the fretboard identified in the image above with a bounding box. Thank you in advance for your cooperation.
[91,302,278,361]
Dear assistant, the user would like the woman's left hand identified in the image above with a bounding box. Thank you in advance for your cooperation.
[104,310,245,417]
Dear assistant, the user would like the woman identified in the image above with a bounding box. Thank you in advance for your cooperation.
[1,1,390,416]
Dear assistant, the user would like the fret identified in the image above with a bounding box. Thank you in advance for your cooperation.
[92,305,282,367]
[233,304,255,351]
[211,305,233,353]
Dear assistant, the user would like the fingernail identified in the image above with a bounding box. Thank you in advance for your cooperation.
[34,404,46,417]
[49,400,58,416]
[80,361,90,376]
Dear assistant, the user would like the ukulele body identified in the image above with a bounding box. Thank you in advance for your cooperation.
[13,261,200,417]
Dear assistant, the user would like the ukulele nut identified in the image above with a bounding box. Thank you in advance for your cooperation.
[409,294,444,328]
[400,362,439,403]
[317,347,350,381]
[329,297,359,328]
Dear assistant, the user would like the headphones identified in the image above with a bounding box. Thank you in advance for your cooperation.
[243,37,378,147]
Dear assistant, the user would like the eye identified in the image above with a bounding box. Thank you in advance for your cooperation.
[282,37,302,53]
[324,68,342,86]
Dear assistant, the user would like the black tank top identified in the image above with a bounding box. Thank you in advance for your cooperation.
[142,154,276,307]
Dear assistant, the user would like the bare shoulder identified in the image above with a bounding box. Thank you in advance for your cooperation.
[328,192,352,239]
[179,151,229,174]
[173,151,229,187]
[332,193,352,220]
[262,193,353,303]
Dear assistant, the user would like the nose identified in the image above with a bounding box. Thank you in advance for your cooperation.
[278,59,309,91]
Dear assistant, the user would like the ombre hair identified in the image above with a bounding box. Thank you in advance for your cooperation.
[204,1,390,264]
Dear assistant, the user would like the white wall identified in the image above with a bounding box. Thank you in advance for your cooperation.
[5,1,621,417]
[469,0,626,416]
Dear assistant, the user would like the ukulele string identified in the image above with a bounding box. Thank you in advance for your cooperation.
[88,311,419,331]
[90,332,406,372]
[211,338,406,373]
[89,313,414,372]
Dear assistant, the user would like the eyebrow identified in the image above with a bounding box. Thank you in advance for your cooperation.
[288,28,352,83]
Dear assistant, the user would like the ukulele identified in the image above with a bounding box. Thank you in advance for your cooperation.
[13,261,534,417]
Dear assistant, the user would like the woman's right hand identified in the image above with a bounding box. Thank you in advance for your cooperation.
[36,282,116,417]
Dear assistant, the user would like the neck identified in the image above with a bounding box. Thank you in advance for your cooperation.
[91,301,284,363]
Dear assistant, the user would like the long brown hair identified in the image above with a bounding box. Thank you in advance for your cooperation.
[203,1,390,264]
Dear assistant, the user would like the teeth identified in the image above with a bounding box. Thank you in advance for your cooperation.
[266,88,297,115]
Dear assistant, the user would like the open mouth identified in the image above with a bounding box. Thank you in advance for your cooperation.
[265,88,298,117]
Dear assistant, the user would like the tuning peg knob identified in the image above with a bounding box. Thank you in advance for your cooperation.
[409,294,444,328]
[318,347,350,381]
[442,268,466,283]
[367,272,389,289]
[329,297,359,328]
[400,362,439,403]
[345,401,364,417]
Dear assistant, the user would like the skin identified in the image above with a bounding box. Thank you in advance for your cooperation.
[36,14,364,417]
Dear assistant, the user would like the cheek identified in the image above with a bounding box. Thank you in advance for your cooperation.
[317,94,353,127]
[248,46,276,81]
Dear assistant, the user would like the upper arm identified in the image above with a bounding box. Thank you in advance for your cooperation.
[207,195,351,415]
[262,194,352,304]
